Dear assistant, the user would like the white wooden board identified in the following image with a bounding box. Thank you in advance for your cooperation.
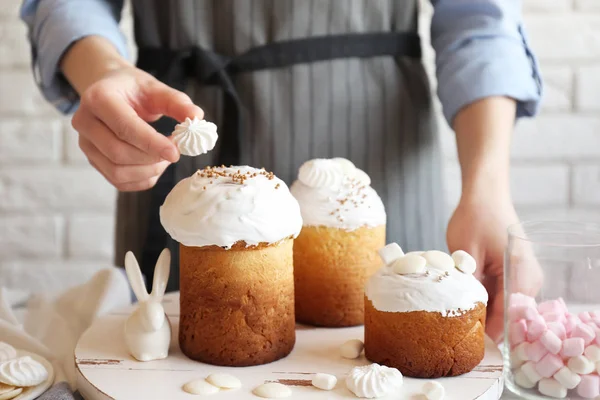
[75,293,505,400]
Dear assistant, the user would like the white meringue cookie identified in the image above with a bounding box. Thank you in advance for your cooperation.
[452,250,477,274]
[391,254,427,275]
[171,117,218,157]
[298,159,345,189]
[0,344,16,363]
[0,356,48,387]
[423,251,455,271]
[345,364,403,398]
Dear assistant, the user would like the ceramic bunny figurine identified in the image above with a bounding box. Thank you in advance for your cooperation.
[124,248,171,362]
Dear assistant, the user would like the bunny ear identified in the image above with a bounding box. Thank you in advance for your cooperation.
[151,248,171,300]
[124,251,149,302]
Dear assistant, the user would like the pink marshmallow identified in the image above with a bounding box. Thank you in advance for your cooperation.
[509,320,528,347]
[510,292,537,308]
[526,318,547,342]
[580,312,593,323]
[547,321,566,340]
[540,330,563,355]
[577,375,600,399]
[565,315,579,336]
[557,297,567,310]
[572,323,596,346]
[509,305,539,322]
[538,300,565,315]
[542,312,567,324]
[527,340,549,363]
[561,337,585,358]
[535,353,564,378]
[590,310,600,319]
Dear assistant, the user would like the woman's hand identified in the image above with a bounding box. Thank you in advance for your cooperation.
[62,36,204,191]
[447,193,543,343]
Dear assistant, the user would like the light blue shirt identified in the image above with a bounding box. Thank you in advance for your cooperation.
[20,0,542,124]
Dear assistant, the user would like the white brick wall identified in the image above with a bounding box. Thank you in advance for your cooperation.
[0,0,599,293]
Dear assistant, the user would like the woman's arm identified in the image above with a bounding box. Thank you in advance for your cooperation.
[21,0,203,191]
[430,0,544,341]
[20,0,128,113]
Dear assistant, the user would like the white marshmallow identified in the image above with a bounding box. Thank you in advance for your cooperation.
[521,361,542,384]
[514,342,530,364]
[538,378,567,399]
[391,254,427,275]
[514,369,536,389]
[451,250,477,274]
[182,379,219,395]
[340,339,364,359]
[423,251,455,271]
[378,243,404,265]
[553,366,581,390]
[252,383,292,399]
[206,373,241,389]
[405,251,425,257]
[568,355,596,375]
[584,345,600,362]
[312,373,337,391]
[596,361,600,375]
[510,350,525,369]
[422,381,445,400]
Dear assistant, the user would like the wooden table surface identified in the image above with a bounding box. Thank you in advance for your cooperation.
[75,293,514,400]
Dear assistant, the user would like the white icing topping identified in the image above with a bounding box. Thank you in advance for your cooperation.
[171,117,218,157]
[290,158,385,231]
[160,166,302,248]
[345,364,403,398]
[366,247,488,315]
[0,344,16,363]
[0,356,48,387]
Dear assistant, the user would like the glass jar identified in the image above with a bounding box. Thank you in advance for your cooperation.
[505,221,600,399]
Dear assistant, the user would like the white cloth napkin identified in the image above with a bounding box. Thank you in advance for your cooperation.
[0,267,132,390]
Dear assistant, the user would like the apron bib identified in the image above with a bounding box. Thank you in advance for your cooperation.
[117,0,447,290]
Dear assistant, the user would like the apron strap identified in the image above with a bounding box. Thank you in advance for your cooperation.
[136,31,421,289]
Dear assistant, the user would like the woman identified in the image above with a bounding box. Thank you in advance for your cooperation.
[21,0,542,341]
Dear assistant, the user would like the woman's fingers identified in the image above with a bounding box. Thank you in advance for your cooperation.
[80,136,170,191]
[82,83,180,163]
[141,81,204,123]
[73,108,161,165]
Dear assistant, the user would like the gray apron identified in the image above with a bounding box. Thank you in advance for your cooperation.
[117,0,447,291]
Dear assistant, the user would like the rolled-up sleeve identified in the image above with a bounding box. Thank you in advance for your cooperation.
[20,0,127,114]
[430,0,543,125]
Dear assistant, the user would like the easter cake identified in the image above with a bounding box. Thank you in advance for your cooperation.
[364,244,488,378]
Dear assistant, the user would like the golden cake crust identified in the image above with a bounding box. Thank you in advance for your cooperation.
[364,297,486,378]
[293,225,385,327]
[179,239,295,367]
